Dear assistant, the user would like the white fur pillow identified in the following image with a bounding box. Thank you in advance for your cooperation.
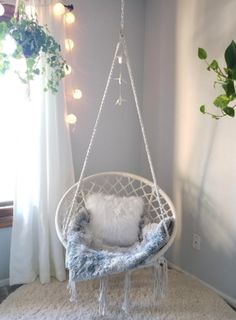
[85,193,144,247]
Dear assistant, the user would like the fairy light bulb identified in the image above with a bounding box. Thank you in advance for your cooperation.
[64,12,75,24]
[73,89,82,100]
[66,113,77,125]
[53,2,65,16]
[0,3,5,16]
[65,38,74,51]
[64,64,72,75]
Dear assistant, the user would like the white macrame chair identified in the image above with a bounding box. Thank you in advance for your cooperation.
[55,0,176,314]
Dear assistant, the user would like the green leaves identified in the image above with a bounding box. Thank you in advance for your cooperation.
[0,53,10,73]
[0,21,7,40]
[0,1,67,93]
[198,43,236,119]
[213,95,231,108]
[222,80,235,97]
[223,106,235,117]
[198,48,207,60]
[225,41,236,69]
[207,60,218,71]
[200,105,206,114]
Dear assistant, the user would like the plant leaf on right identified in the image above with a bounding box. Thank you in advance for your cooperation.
[198,41,236,119]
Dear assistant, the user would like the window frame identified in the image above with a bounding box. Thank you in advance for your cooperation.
[0,202,13,228]
[0,3,15,228]
[0,3,15,22]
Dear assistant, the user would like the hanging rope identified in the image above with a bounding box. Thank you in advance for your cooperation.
[120,0,125,37]
[64,0,169,238]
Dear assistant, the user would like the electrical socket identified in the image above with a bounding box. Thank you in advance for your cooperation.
[192,233,201,251]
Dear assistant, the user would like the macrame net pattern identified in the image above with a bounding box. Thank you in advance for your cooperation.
[56,172,175,250]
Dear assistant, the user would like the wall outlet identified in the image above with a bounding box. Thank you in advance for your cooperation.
[192,233,201,251]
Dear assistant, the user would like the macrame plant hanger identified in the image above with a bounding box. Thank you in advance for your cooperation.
[63,0,169,239]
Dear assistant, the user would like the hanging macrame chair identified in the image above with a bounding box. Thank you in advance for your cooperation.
[55,0,176,314]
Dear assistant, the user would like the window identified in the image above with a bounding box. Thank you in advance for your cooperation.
[0,4,15,228]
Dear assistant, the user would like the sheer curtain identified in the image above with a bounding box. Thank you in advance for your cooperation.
[10,0,74,284]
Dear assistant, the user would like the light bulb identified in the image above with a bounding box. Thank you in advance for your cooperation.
[73,89,82,100]
[65,38,74,51]
[64,12,75,24]
[53,2,65,16]
[66,113,77,125]
[0,3,5,16]
[64,64,72,75]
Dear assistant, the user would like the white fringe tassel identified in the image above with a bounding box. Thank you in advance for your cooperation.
[122,271,131,313]
[67,259,168,312]
[99,277,108,316]
[153,257,168,300]
[68,276,78,303]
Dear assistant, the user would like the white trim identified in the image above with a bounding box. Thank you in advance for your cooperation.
[168,262,236,309]
[0,278,9,287]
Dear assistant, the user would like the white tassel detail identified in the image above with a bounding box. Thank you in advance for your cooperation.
[99,277,108,316]
[68,278,78,303]
[153,262,160,300]
[153,257,168,301]
[161,257,168,297]
[122,271,131,313]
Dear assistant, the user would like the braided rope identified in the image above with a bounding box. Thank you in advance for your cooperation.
[120,0,125,36]
[63,0,169,238]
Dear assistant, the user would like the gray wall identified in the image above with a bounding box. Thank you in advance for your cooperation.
[173,0,236,302]
[142,0,176,197]
[143,0,236,303]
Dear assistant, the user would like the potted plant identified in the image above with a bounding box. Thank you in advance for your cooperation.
[198,41,236,119]
[0,1,68,93]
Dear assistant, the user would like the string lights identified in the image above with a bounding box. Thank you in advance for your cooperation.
[64,11,75,24]
[72,89,82,100]
[64,38,74,51]
[53,2,65,16]
[53,2,82,126]
[66,113,77,124]
[64,64,72,75]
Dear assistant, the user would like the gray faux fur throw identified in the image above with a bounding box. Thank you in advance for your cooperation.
[66,207,174,282]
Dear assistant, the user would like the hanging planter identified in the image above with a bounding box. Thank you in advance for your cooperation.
[198,41,236,119]
[0,1,68,93]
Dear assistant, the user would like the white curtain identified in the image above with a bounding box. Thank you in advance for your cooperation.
[10,0,74,284]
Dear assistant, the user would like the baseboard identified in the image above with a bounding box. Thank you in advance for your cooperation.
[168,262,236,309]
[0,278,9,287]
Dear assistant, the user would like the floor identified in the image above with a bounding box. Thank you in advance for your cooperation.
[0,269,235,320]
[0,278,235,311]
